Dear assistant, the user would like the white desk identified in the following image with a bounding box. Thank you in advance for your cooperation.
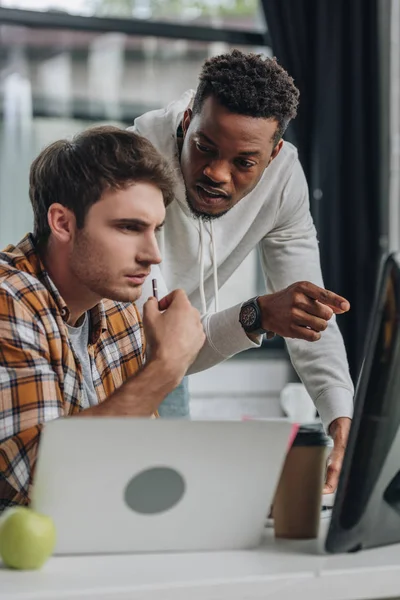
[2,523,400,600]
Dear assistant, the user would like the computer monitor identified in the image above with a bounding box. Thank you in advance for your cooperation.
[326,252,400,553]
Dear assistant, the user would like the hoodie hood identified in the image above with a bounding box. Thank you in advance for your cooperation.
[132,90,220,314]
[133,89,195,216]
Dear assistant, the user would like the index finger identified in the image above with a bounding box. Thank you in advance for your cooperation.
[323,463,339,493]
[142,296,160,321]
[299,282,350,314]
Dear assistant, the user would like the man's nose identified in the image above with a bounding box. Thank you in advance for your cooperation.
[203,160,231,184]
[137,235,162,266]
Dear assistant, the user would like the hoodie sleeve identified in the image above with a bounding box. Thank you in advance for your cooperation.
[187,305,263,374]
[258,159,354,430]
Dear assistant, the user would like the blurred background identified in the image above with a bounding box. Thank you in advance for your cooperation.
[0,0,398,419]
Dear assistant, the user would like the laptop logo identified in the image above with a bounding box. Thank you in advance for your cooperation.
[124,466,186,514]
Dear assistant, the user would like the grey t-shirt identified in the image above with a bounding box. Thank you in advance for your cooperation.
[66,313,98,409]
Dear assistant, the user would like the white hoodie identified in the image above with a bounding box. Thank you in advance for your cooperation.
[132,90,354,430]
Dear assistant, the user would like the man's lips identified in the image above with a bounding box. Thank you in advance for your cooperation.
[195,183,230,207]
[196,183,229,198]
[125,273,149,284]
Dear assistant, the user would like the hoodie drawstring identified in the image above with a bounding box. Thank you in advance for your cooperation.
[210,220,219,313]
[199,220,207,315]
[198,219,219,315]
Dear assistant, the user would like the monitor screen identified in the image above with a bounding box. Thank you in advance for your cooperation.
[326,252,400,553]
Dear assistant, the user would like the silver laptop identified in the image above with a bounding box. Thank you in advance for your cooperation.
[31,417,292,555]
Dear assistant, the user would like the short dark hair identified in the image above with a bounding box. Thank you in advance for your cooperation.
[29,125,176,242]
[192,49,300,145]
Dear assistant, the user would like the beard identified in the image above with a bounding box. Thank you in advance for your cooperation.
[69,229,140,304]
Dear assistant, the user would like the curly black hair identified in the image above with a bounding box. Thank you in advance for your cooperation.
[192,49,299,145]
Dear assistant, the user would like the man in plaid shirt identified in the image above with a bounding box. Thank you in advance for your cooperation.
[0,126,205,511]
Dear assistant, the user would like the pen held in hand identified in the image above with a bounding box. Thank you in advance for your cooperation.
[152,278,159,302]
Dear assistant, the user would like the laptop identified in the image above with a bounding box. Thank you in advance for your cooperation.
[31,417,292,555]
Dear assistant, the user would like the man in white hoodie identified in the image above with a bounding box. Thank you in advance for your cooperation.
[132,50,354,492]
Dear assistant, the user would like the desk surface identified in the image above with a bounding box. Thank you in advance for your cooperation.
[2,522,400,600]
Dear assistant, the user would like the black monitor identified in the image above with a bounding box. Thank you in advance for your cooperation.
[326,252,400,553]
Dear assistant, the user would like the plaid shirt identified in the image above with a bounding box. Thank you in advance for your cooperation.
[0,234,146,511]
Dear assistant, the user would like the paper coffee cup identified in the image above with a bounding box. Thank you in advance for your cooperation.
[273,424,330,539]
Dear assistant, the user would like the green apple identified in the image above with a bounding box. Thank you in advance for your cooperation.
[0,507,56,570]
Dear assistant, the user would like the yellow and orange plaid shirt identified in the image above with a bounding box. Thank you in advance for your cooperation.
[0,234,146,511]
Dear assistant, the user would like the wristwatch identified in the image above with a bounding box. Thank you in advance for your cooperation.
[239,296,275,339]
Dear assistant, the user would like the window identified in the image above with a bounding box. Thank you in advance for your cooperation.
[0,0,265,32]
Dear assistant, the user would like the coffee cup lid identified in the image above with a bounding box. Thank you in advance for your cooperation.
[292,423,330,447]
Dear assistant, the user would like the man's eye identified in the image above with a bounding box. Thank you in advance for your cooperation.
[120,225,139,232]
[237,159,255,169]
[196,142,211,153]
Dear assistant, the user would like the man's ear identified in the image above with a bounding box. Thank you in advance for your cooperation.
[182,108,193,137]
[268,139,284,165]
[47,203,76,244]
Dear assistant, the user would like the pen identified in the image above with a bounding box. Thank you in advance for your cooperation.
[152,278,158,302]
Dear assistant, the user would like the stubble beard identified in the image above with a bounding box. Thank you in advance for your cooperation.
[70,231,140,304]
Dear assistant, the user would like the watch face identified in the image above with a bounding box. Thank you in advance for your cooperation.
[241,304,258,327]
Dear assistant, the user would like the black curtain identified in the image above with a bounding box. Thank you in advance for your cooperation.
[261,0,382,380]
